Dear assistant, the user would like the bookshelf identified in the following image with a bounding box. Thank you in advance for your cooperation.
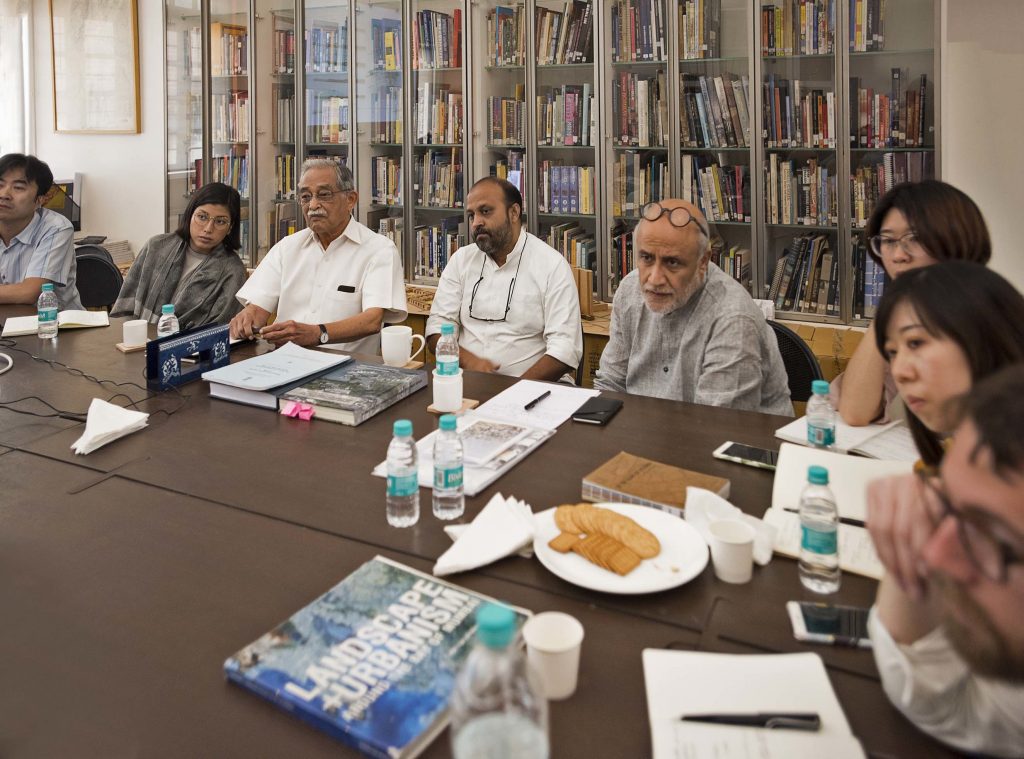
[167,0,938,324]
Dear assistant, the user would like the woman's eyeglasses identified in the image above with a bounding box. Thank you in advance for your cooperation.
[193,211,231,229]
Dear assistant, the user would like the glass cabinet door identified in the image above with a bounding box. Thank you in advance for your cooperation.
[409,1,466,284]
[355,2,404,257]
[303,2,351,170]
[677,0,753,295]
[165,1,203,233]
[535,0,598,292]
[848,0,936,321]
[759,0,839,320]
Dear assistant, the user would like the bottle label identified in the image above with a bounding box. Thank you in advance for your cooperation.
[387,472,419,497]
[38,307,57,322]
[437,358,459,376]
[801,525,838,555]
[807,422,835,447]
[434,465,463,490]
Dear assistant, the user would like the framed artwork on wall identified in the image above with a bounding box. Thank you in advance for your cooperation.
[49,0,141,133]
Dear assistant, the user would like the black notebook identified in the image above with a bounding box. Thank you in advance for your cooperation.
[572,397,623,425]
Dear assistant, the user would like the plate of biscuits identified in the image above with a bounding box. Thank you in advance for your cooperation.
[533,502,709,594]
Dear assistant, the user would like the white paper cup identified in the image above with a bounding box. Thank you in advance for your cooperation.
[432,368,463,412]
[381,325,425,367]
[123,319,148,347]
[522,612,585,700]
[708,519,756,584]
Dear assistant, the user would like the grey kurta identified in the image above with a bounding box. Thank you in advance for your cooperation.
[595,264,794,416]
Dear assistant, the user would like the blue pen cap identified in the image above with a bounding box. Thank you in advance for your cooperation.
[161,304,175,315]
[808,465,829,485]
[811,380,830,396]
[475,603,516,649]
[440,322,455,335]
[393,419,413,437]
[439,414,457,432]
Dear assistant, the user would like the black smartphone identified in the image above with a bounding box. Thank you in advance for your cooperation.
[787,601,872,648]
[712,441,779,471]
[571,397,623,425]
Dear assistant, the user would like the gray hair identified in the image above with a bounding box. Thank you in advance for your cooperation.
[631,215,710,261]
[299,158,354,191]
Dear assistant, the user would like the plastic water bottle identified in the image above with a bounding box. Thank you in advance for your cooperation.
[432,413,464,520]
[36,283,58,339]
[798,465,841,594]
[450,603,549,759]
[806,379,836,450]
[386,419,420,527]
[435,322,459,376]
[156,304,180,338]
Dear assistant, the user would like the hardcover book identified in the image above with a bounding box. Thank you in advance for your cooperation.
[582,451,731,519]
[224,556,530,759]
[280,361,427,426]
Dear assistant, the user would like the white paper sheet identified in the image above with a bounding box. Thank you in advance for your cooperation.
[473,379,598,430]
[762,507,884,580]
[775,416,917,461]
[201,341,349,391]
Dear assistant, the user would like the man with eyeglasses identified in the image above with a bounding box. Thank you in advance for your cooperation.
[231,159,406,351]
[594,199,791,415]
[0,153,81,310]
[866,365,1024,756]
[425,177,582,381]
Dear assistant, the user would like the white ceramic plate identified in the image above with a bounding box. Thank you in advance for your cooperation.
[533,502,710,594]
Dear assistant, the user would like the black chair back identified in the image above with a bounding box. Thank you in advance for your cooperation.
[75,243,115,266]
[768,319,824,403]
[75,253,124,311]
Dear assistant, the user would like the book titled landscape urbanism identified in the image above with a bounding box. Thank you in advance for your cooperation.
[279,361,427,426]
[224,556,530,759]
[582,451,731,519]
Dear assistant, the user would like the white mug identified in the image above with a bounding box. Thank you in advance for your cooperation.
[381,325,425,367]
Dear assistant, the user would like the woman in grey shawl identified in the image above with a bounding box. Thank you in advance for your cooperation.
[112,182,247,328]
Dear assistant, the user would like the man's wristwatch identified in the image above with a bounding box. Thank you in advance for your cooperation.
[318,324,329,344]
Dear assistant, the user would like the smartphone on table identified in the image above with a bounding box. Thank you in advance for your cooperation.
[787,601,872,649]
[712,441,779,471]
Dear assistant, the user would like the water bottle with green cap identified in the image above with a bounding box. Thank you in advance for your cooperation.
[386,419,419,527]
[798,465,841,593]
[806,379,836,449]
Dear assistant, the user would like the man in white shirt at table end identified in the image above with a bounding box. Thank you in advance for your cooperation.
[230,159,406,352]
[426,177,582,382]
[866,365,1024,757]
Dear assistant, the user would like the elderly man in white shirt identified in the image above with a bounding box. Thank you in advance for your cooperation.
[865,365,1024,758]
[230,159,406,353]
[426,177,582,382]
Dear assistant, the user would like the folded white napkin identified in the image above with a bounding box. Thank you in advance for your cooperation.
[433,493,535,576]
[71,398,149,455]
[684,486,776,566]
[444,524,534,558]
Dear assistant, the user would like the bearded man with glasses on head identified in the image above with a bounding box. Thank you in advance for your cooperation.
[594,199,792,415]
[230,159,406,352]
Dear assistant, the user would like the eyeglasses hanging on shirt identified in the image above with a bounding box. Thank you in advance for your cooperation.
[468,237,528,322]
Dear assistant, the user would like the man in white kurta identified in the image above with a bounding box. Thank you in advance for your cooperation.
[231,160,406,354]
[426,177,582,381]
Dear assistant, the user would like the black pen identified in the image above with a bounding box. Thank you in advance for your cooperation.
[523,390,551,410]
[679,712,821,731]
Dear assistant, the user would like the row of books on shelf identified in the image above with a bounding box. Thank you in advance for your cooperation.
[537,85,595,147]
[851,151,933,227]
[764,76,836,148]
[612,0,667,62]
[274,28,295,74]
[213,91,250,143]
[711,239,753,290]
[371,19,402,72]
[193,155,249,198]
[414,216,464,279]
[852,235,887,318]
[681,73,752,149]
[851,72,929,149]
[274,94,294,143]
[613,71,668,148]
[268,200,298,247]
[537,1,594,65]
[612,151,668,218]
[413,149,463,209]
[611,222,635,279]
[412,9,462,70]
[487,4,525,67]
[370,86,402,143]
[679,0,722,60]
[682,156,751,223]
[308,22,348,73]
[376,215,403,252]
[538,163,595,215]
[487,91,525,146]
[371,155,402,206]
[490,151,525,197]
[849,0,886,52]
[414,82,463,145]
[765,154,838,226]
[211,22,248,77]
[761,1,835,57]
[547,221,598,272]
[768,233,840,315]
[274,154,296,200]
[308,94,349,145]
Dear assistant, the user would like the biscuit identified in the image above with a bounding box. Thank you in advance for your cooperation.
[548,531,580,553]
[554,505,582,534]
[595,509,660,559]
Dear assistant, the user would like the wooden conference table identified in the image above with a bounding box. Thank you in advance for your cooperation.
[0,307,955,758]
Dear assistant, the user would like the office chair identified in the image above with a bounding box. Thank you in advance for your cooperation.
[74,243,115,266]
[768,319,824,403]
[75,253,124,312]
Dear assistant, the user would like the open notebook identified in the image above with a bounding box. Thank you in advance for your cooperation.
[644,649,865,758]
[776,416,918,462]
[2,310,109,337]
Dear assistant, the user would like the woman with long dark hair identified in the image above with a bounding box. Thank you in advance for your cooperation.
[112,182,247,328]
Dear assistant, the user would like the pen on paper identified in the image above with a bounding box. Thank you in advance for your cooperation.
[678,712,821,731]
[523,390,551,410]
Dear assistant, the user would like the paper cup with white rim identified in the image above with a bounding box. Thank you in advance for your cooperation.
[123,319,148,347]
[708,518,756,584]
[522,611,585,700]
[431,368,463,413]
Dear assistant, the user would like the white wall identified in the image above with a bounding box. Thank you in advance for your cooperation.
[942,0,1024,291]
[32,2,164,254]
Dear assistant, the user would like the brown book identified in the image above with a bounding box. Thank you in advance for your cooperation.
[582,451,730,519]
